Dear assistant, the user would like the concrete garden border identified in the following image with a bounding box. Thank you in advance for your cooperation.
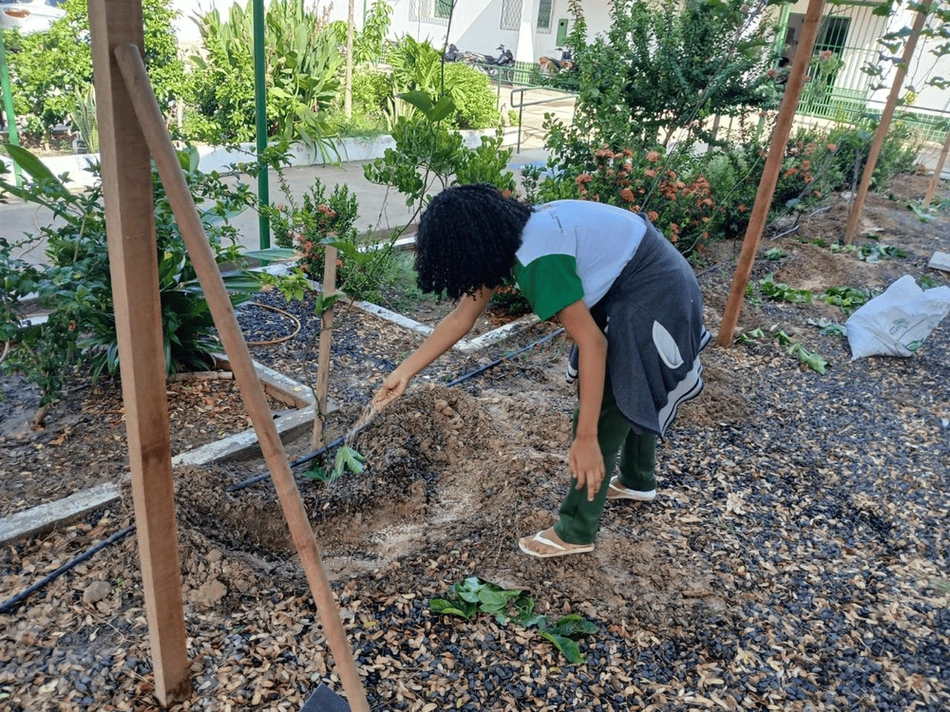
[0,357,325,545]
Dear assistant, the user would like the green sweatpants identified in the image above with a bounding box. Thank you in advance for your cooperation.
[554,374,657,545]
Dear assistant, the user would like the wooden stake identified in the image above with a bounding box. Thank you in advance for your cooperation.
[717,0,826,348]
[312,245,338,449]
[923,129,950,208]
[87,2,191,705]
[113,44,371,712]
[843,2,931,243]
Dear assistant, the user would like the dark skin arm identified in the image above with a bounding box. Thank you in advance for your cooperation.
[556,299,608,502]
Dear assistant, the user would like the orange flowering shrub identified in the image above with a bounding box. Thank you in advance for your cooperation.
[567,147,718,255]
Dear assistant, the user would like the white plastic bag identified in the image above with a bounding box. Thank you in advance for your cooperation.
[846,275,950,359]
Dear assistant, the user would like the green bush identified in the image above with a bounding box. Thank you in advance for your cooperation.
[443,63,500,130]
[186,0,342,149]
[386,36,500,130]
[2,0,184,144]
[0,145,270,422]
[351,68,392,122]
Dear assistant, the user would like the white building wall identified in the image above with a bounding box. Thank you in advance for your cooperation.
[170,0,613,63]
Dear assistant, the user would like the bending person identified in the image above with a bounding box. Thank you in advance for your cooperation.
[373,184,710,558]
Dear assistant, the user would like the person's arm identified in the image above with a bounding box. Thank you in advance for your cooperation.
[374,287,494,408]
[556,299,608,501]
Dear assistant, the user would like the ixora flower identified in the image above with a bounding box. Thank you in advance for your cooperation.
[575,173,594,185]
[620,187,636,203]
[646,150,661,163]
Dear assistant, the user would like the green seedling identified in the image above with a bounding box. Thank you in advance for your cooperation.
[303,445,366,484]
[739,327,765,344]
[757,274,812,304]
[763,248,788,261]
[788,342,828,374]
[919,275,940,290]
[858,243,906,264]
[823,286,876,313]
[430,577,598,663]
[773,330,793,346]
[808,318,847,337]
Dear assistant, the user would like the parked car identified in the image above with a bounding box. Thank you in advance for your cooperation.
[0,0,66,34]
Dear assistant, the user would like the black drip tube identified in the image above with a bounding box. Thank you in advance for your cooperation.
[0,524,135,615]
[1,328,565,609]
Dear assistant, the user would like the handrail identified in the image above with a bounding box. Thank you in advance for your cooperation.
[509,85,578,154]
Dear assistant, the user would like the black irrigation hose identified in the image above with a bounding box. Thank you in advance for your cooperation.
[228,327,567,492]
[2,328,567,610]
[0,525,135,615]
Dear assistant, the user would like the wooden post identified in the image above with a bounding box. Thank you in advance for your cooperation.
[717,0,826,348]
[923,129,950,208]
[87,1,191,705]
[843,2,931,243]
[312,245,338,449]
[113,44,371,712]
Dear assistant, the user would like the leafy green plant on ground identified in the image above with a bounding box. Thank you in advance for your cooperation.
[738,326,828,374]
[430,577,599,663]
[750,274,813,304]
[0,144,273,426]
[304,445,366,484]
[822,286,877,314]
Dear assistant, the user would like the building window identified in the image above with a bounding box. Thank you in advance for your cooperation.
[435,0,453,20]
[537,0,553,33]
[500,0,523,31]
[410,0,452,24]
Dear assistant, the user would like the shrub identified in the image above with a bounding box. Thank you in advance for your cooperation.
[443,63,500,130]
[2,0,184,145]
[0,145,271,423]
[186,0,341,148]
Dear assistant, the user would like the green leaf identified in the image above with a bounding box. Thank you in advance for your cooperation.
[428,95,457,123]
[429,598,477,619]
[548,613,599,637]
[539,631,585,664]
[243,248,299,261]
[3,144,64,188]
[398,90,434,114]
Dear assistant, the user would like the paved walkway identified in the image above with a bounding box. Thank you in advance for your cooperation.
[3,88,573,267]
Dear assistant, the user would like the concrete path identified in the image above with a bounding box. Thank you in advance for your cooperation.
[2,93,567,268]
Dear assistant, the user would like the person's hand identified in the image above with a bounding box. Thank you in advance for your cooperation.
[373,369,411,410]
[569,434,605,502]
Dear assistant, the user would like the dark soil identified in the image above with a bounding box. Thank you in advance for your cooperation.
[0,373,289,518]
[1,178,949,711]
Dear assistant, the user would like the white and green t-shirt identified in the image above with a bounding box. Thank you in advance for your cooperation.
[513,200,646,320]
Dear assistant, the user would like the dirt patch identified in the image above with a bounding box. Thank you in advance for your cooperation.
[1,186,949,711]
[0,375,288,517]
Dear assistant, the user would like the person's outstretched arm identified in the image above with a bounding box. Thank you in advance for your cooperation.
[557,299,608,501]
[374,287,494,408]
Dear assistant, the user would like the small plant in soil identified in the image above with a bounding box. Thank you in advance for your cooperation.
[430,577,599,664]
[304,445,366,484]
[763,247,788,261]
[822,286,877,314]
[750,274,813,304]
[808,318,847,338]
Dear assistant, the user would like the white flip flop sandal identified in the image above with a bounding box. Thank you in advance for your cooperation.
[606,476,657,502]
[518,528,595,558]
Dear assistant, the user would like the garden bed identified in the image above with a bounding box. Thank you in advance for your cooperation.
[1,182,949,711]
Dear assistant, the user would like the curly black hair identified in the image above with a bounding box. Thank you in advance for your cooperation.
[415,184,534,300]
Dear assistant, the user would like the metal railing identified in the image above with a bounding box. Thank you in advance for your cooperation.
[509,86,578,154]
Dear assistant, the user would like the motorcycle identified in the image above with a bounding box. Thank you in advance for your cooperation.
[445,44,515,80]
[538,46,574,74]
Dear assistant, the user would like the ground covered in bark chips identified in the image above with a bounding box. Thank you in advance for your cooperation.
[1,179,949,711]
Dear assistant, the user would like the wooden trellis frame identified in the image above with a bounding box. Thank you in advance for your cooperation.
[88,1,369,708]
[717,0,827,347]
[843,1,932,243]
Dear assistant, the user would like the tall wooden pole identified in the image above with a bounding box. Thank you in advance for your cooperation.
[88,1,191,705]
[923,129,950,207]
[312,245,338,449]
[843,2,931,243]
[717,0,826,348]
[114,44,371,712]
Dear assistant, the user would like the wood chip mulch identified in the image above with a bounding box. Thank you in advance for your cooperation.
[1,185,949,711]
